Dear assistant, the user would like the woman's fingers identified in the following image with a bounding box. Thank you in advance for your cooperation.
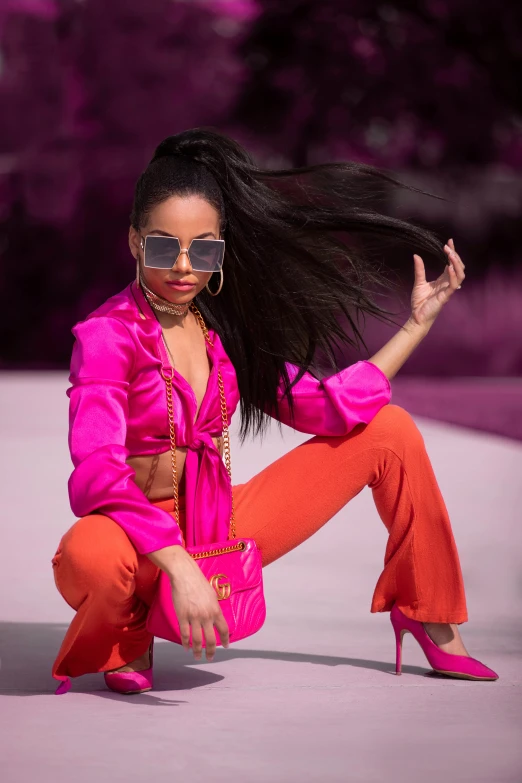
[446,261,462,292]
[189,616,225,661]
[413,254,426,284]
[214,612,230,649]
[203,621,217,661]
[444,239,465,271]
[179,621,191,651]
[443,239,465,289]
[191,622,203,660]
[448,237,464,267]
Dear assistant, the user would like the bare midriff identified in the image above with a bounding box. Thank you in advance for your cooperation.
[126,437,223,503]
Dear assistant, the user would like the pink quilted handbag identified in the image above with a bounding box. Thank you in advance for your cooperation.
[145,305,266,647]
[146,537,266,646]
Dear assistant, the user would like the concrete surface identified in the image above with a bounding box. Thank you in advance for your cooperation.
[0,372,521,783]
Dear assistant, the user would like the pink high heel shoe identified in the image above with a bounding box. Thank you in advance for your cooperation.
[390,603,498,681]
[103,638,155,695]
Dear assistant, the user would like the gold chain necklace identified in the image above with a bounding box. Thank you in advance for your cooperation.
[139,272,190,317]
[159,302,236,541]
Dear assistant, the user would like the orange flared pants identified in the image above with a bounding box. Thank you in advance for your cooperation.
[51,405,468,680]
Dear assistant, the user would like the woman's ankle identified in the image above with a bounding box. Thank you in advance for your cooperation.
[107,648,151,674]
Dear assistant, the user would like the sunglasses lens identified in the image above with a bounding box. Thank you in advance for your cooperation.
[188,240,224,272]
[143,236,181,268]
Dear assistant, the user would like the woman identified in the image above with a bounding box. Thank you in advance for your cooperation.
[51,127,498,695]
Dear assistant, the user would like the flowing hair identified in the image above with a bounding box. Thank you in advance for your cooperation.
[130,127,446,442]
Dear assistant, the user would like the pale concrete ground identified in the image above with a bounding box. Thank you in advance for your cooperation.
[0,373,521,783]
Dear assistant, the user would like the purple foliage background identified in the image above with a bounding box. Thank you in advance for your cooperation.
[0,0,521,393]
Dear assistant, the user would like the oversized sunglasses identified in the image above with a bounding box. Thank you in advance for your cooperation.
[140,234,225,273]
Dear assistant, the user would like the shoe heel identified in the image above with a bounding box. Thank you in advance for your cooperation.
[393,626,404,675]
[390,606,405,675]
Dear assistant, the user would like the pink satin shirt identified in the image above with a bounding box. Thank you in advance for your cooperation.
[66,280,392,555]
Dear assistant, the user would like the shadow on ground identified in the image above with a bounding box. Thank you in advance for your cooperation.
[0,621,432,697]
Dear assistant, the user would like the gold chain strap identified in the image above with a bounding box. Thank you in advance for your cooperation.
[160,302,236,543]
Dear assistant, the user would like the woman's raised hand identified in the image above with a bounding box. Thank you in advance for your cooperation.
[410,238,466,328]
[168,548,230,662]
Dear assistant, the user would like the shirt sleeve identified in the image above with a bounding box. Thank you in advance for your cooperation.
[66,315,184,555]
[271,360,392,436]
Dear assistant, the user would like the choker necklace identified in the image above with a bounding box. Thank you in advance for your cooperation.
[139,272,191,317]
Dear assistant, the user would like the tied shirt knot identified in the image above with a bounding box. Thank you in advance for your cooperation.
[182,425,233,548]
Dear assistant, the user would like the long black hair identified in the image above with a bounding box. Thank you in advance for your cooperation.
[131,127,446,442]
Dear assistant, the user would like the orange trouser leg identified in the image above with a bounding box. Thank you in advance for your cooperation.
[51,514,163,679]
[51,495,191,680]
[231,404,468,624]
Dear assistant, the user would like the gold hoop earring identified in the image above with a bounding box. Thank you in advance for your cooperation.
[205,267,224,296]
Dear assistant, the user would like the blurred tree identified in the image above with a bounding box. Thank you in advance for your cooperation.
[0,0,247,224]
[0,0,520,372]
[233,0,522,170]
[0,0,250,366]
[230,0,522,290]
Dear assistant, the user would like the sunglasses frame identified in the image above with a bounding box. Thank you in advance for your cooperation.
[140,234,225,272]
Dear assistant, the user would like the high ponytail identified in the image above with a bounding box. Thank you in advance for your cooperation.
[130,127,447,443]
[131,131,228,233]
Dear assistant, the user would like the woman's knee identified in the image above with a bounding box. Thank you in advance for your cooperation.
[52,514,138,594]
[370,404,425,450]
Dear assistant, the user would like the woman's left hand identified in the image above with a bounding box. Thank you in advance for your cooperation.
[410,238,465,328]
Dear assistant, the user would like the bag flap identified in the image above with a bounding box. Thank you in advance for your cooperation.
[187,538,263,594]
